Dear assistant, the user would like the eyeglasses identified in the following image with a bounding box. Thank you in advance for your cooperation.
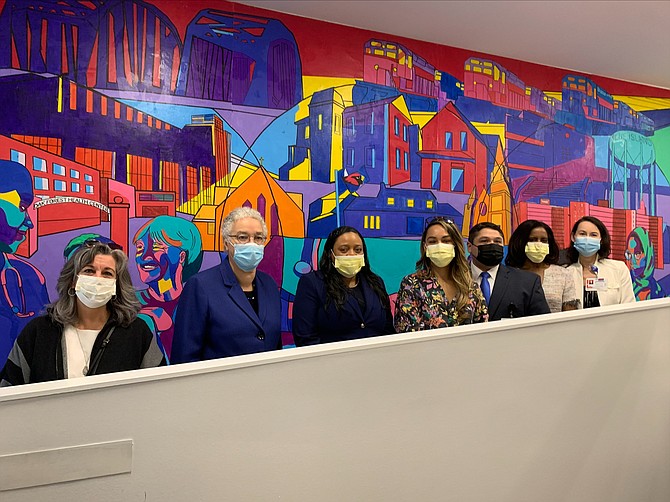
[226,233,267,245]
[84,238,123,251]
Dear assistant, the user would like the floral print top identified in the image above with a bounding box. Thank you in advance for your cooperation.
[394,272,489,332]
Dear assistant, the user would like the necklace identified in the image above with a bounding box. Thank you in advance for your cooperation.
[74,327,91,376]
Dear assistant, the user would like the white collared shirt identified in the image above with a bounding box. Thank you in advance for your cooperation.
[471,262,499,295]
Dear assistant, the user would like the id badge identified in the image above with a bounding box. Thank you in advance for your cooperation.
[585,277,607,291]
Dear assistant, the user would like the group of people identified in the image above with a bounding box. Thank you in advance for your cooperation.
[0,207,636,386]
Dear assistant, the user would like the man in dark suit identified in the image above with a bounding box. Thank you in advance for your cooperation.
[468,222,550,321]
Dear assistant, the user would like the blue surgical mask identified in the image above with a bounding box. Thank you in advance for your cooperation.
[231,243,264,272]
[574,236,601,257]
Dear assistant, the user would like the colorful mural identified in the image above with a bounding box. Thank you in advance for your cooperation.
[1,0,670,366]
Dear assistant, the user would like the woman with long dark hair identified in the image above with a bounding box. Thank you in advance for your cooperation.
[292,226,394,346]
[505,219,580,313]
[394,217,487,332]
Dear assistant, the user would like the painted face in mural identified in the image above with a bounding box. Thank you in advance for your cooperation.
[0,160,35,254]
[135,233,185,288]
[625,235,646,275]
[0,189,34,254]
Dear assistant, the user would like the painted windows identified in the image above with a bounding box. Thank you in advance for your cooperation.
[460,131,468,150]
[445,132,453,149]
[10,150,25,165]
[33,157,47,172]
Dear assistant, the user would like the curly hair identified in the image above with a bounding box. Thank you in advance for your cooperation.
[506,220,560,268]
[47,242,140,327]
[567,216,611,263]
[417,218,473,312]
[221,207,268,240]
[318,226,389,311]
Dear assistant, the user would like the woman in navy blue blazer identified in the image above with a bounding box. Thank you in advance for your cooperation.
[292,226,394,346]
[171,207,282,363]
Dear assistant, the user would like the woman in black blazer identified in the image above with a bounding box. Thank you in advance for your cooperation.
[292,226,394,346]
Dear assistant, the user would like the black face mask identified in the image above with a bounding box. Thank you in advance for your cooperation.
[475,243,504,267]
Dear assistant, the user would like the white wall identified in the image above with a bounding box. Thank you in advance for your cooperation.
[1,299,669,501]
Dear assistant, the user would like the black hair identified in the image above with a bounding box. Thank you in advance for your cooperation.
[506,220,560,267]
[318,226,389,311]
[469,221,504,242]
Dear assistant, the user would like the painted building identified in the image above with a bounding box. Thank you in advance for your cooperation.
[0,0,182,94]
[342,95,412,186]
[176,8,302,109]
[0,73,231,214]
[505,110,587,175]
[515,199,663,267]
[419,102,488,197]
[362,38,461,111]
[193,166,304,251]
[0,134,102,241]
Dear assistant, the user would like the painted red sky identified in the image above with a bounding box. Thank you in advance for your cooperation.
[0,0,668,97]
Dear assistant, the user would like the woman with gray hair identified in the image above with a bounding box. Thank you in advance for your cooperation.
[1,240,165,386]
[172,207,282,362]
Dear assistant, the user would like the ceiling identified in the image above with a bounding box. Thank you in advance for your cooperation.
[238,0,670,91]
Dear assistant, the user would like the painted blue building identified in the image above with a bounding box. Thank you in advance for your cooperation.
[506,111,586,177]
[307,183,462,238]
[176,9,302,109]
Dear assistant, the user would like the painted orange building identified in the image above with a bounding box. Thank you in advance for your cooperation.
[194,166,304,251]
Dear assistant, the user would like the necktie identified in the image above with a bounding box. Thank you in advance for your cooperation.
[480,271,491,305]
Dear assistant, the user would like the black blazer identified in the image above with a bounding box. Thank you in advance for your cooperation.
[292,271,394,346]
[488,265,550,321]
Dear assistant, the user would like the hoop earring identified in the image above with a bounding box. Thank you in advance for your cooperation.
[68,287,76,297]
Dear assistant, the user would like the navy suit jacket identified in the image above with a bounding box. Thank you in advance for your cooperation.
[488,265,550,321]
[292,271,394,346]
[171,258,282,363]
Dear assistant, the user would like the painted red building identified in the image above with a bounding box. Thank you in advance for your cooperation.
[135,191,177,218]
[0,135,103,238]
[363,39,445,102]
[419,102,488,195]
[514,200,663,267]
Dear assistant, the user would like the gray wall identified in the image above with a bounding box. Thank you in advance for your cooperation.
[2,299,669,501]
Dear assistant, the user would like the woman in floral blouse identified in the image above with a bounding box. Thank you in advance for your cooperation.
[394,218,488,332]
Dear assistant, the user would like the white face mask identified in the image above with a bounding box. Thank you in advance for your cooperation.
[75,275,116,309]
[425,243,456,268]
[333,254,365,278]
[525,242,550,264]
